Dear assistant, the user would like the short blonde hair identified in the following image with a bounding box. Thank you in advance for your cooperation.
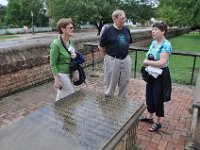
[57,18,73,34]
[112,10,125,19]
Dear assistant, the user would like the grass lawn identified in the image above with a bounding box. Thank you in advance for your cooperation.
[130,31,200,85]
[170,32,200,52]
[128,26,140,30]
[0,35,19,40]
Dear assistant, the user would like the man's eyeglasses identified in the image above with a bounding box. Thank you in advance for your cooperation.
[117,17,127,21]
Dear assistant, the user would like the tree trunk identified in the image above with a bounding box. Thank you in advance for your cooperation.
[92,21,104,36]
[97,26,101,35]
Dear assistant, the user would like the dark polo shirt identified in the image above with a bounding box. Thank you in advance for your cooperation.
[100,25,133,59]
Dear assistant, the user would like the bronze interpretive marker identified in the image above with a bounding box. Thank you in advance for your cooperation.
[0,90,145,150]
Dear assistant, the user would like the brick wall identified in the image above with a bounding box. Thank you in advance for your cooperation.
[0,64,52,97]
[0,27,190,98]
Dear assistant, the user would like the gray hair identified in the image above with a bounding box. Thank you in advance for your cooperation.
[112,10,125,19]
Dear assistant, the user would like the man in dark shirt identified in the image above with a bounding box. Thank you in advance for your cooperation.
[99,9,133,98]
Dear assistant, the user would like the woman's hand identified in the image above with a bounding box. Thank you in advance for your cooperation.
[143,59,149,66]
[71,53,77,59]
[143,52,169,68]
[54,76,62,90]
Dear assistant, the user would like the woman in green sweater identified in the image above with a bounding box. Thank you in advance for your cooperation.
[50,18,76,101]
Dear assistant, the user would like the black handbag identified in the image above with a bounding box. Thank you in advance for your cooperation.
[73,64,86,86]
[141,66,152,82]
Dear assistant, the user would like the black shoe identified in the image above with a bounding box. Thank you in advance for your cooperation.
[148,123,161,132]
[139,116,154,123]
[105,95,112,100]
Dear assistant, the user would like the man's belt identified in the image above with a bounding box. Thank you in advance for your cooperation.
[110,55,127,59]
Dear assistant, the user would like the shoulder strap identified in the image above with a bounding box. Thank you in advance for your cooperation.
[59,36,71,54]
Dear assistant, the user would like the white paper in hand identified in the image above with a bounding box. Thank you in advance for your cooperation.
[145,66,163,78]
[68,45,75,54]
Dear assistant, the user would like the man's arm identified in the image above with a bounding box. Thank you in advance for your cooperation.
[98,46,106,57]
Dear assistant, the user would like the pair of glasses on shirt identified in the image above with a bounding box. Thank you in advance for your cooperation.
[148,54,155,60]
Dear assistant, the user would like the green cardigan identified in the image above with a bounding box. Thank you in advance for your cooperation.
[50,38,72,76]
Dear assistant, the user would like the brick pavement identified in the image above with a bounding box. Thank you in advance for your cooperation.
[0,68,195,150]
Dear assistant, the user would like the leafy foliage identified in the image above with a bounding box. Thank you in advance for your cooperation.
[5,0,49,28]
[0,4,7,28]
[1,0,157,30]
[46,0,118,34]
[157,0,200,29]
[46,0,156,34]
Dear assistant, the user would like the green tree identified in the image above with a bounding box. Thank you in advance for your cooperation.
[115,0,156,25]
[46,0,118,35]
[5,0,49,28]
[0,4,7,28]
[157,0,200,29]
[136,3,156,23]
[190,0,200,30]
[46,0,156,34]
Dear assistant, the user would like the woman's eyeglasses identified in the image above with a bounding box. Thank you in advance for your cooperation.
[66,26,74,30]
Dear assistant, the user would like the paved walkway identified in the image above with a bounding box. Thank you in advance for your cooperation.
[0,68,194,150]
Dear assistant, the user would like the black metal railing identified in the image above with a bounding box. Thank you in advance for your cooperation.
[84,42,200,84]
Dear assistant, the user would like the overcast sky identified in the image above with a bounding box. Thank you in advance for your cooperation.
[0,0,8,6]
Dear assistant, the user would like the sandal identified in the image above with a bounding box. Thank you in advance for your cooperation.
[148,123,161,132]
[139,116,154,123]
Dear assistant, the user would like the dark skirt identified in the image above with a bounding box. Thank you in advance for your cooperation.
[146,67,172,117]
